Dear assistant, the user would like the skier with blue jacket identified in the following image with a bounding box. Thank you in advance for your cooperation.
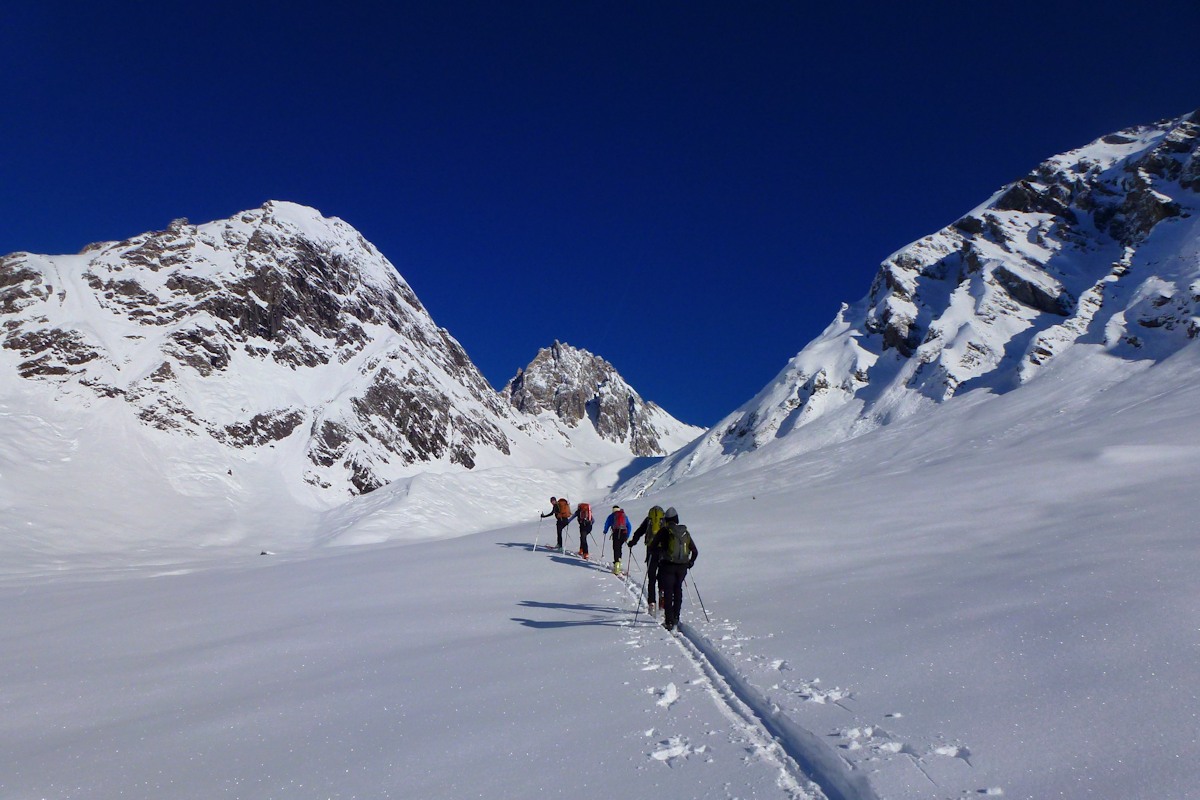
[603,505,632,575]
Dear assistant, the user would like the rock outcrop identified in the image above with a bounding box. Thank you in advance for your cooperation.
[504,341,701,456]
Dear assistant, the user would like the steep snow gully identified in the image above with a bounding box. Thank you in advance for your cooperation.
[550,544,879,800]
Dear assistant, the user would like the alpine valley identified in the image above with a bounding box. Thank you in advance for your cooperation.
[3,110,1199,800]
[0,200,700,558]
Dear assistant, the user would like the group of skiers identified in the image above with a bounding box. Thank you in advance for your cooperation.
[541,496,698,631]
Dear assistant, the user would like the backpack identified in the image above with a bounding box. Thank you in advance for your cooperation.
[662,523,692,565]
[578,503,592,523]
[613,509,627,531]
[556,498,570,518]
[646,506,665,542]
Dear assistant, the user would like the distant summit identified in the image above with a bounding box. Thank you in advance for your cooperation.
[504,341,702,456]
[626,109,1200,493]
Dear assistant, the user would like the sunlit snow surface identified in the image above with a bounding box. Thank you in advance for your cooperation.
[3,342,1199,799]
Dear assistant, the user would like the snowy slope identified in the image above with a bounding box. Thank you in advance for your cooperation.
[620,343,1200,800]
[4,342,1199,799]
[625,109,1200,494]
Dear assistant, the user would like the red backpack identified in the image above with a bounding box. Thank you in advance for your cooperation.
[614,509,627,531]
[578,502,592,523]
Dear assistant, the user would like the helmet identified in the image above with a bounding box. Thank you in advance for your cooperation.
[665,506,678,521]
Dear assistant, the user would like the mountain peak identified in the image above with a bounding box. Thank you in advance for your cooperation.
[624,108,1200,493]
[0,203,519,496]
[504,342,700,456]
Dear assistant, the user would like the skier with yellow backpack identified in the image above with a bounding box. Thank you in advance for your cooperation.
[628,505,666,616]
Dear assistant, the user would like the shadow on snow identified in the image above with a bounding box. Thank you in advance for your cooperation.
[512,599,628,629]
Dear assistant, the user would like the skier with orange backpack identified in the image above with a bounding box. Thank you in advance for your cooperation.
[568,502,594,559]
[540,496,572,551]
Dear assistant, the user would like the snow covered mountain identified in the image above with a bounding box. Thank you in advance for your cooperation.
[0,201,533,498]
[626,108,1200,493]
[504,340,702,456]
[0,201,697,536]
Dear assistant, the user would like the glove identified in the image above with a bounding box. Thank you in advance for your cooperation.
[688,558,696,569]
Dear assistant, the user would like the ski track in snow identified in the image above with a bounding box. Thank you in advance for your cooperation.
[573,551,863,800]
[571,549,993,800]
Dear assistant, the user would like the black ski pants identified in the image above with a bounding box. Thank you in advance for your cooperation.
[555,517,569,548]
[578,522,593,555]
[644,550,662,605]
[657,563,688,625]
[611,529,628,563]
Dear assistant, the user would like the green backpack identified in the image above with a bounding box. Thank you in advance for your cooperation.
[662,523,693,565]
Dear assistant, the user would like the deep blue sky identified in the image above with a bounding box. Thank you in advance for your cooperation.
[3,2,1197,426]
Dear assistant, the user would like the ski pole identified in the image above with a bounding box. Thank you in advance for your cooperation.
[533,515,544,552]
[686,576,710,623]
[633,569,648,624]
[624,546,639,592]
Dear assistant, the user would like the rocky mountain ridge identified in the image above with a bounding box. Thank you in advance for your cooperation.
[625,108,1200,494]
[0,201,688,499]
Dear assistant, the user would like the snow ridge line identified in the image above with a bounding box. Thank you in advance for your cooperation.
[673,621,879,800]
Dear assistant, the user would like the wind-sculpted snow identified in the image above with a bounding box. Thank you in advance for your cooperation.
[625,109,1200,494]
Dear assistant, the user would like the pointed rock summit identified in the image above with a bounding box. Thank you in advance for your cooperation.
[504,341,701,456]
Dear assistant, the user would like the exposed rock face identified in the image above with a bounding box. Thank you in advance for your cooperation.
[0,201,516,495]
[627,109,1200,493]
[504,341,701,456]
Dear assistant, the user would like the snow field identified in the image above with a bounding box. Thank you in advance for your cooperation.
[4,342,1200,799]
[2,520,826,800]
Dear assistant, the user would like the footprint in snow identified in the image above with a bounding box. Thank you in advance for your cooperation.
[786,677,853,707]
[933,744,973,766]
[835,725,924,760]
[650,735,706,764]
[653,682,680,708]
